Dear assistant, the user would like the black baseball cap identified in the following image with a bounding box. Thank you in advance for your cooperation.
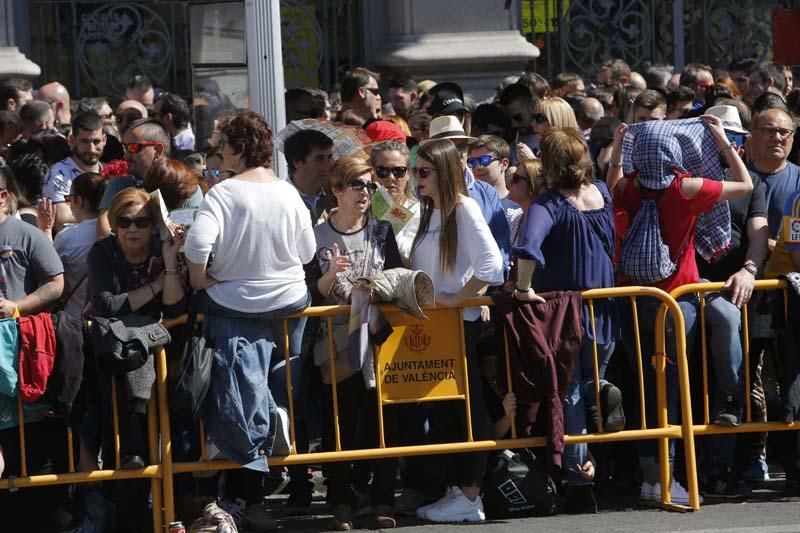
[427,82,466,116]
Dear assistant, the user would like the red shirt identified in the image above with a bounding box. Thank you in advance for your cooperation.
[614,175,723,293]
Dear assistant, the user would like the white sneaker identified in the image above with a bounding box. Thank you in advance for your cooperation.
[640,481,658,502]
[420,486,485,523]
[641,480,703,505]
[415,487,454,519]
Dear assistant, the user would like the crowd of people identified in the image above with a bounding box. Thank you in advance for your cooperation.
[0,55,799,532]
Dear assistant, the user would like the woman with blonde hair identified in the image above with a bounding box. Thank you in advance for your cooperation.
[532,97,579,142]
[410,138,503,523]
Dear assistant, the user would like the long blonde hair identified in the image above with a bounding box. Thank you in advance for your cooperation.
[410,139,466,274]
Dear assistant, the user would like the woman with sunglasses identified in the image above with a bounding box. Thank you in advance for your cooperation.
[410,139,504,523]
[303,156,403,530]
[369,140,420,265]
[507,157,544,246]
[532,96,580,143]
[87,187,186,470]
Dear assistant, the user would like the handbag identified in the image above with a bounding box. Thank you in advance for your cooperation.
[482,448,559,519]
[92,313,171,375]
[170,297,213,420]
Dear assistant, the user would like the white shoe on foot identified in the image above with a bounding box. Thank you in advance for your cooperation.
[419,486,485,523]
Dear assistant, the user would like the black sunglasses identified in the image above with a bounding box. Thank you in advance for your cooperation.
[349,179,378,193]
[365,87,380,96]
[117,216,152,229]
[533,113,548,124]
[511,173,531,184]
[375,166,408,179]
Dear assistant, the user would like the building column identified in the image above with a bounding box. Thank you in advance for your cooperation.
[244,0,287,177]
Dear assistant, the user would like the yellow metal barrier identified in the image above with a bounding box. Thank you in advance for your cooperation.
[158,285,701,525]
[0,374,165,533]
[670,280,800,440]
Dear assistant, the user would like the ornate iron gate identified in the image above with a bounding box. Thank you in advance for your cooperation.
[523,0,800,80]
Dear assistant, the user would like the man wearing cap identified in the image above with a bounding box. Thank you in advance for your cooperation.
[695,105,768,493]
[427,82,472,135]
[428,115,511,272]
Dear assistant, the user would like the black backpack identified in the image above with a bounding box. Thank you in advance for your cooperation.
[482,448,559,518]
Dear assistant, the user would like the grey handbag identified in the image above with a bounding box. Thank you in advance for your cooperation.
[92,314,171,375]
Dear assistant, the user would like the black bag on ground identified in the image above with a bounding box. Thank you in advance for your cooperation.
[482,448,559,518]
[169,302,212,419]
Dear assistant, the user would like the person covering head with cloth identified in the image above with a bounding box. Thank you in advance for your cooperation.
[613,115,752,504]
[410,139,504,523]
[512,128,619,513]
[183,111,316,532]
[303,156,403,531]
[369,140,420,265]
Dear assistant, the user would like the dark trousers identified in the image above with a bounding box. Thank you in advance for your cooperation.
[323,372,397,508]
[426,320,491,487]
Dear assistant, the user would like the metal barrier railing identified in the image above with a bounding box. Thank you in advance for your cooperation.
[670,280,800,438]
[158,285,701,526]
[0,366,165,533]
[0,286,705,531]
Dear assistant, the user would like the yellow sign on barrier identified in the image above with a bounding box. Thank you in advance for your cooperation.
[377,308,465,403]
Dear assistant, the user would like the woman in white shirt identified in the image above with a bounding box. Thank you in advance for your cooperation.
[368,140,420,266]
[184,111,315,529]
[410,139,504,524]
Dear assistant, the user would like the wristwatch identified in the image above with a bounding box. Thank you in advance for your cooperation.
[743,262,758,276]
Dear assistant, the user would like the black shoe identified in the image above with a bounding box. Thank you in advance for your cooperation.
[601,383,626,432]
[714,395,742,427]
[284,480,313,515]
[121,454,145,470]
[564,485,598,514]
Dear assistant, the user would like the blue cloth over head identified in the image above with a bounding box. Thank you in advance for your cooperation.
[622,118,731,262]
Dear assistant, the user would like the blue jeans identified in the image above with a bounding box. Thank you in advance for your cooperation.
[198,291,309,472]
[705,292,744,404]
[620,295,698,470]
[564,339,615,486]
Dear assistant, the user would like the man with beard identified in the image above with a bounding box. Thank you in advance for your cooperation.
[43,112,106,232]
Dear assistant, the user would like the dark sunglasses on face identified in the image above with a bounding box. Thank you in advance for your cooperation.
[413,167,435,179]
[365,87,380,96]
[533,113,548,124]
[123,141,163,154]
[467,155,499,169]
[117,216,152,229]
[375,166,408,179]
[348,179,378,193]
[511,173,531,184]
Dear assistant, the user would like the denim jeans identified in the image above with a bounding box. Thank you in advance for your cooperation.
[563,339,615,486]
[620,295,698,470]
[198,291,310,472]
[705,292,744,403]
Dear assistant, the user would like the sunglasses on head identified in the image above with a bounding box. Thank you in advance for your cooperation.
[467,155,499,169]
[117,216,152,229]
[413,167,435,179]
[533,113,548,124]
[375,166,408,179]
[348,179,378,193]
[123,141,163,154]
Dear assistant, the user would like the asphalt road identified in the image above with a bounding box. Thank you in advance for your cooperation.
[261,477,800,533]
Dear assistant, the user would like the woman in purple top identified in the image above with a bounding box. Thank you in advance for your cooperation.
[512,128,620,514]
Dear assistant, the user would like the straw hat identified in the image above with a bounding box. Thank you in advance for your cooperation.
[427,115,476,142]
[705,105,748,134]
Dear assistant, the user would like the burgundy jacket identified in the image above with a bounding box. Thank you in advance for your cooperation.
[491,290,583,471]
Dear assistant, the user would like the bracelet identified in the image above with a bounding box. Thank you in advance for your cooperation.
[514,287,531,292]
[720,142,736,153]
[609,162,623,168]
[164,268,179,274]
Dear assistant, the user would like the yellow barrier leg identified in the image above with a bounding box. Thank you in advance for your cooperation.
[653,315,671,506]
[156,346,176,527]
[148,393,164,532]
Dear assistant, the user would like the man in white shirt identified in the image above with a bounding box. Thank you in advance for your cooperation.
[154,92,195,151]
[43,112,105,233]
